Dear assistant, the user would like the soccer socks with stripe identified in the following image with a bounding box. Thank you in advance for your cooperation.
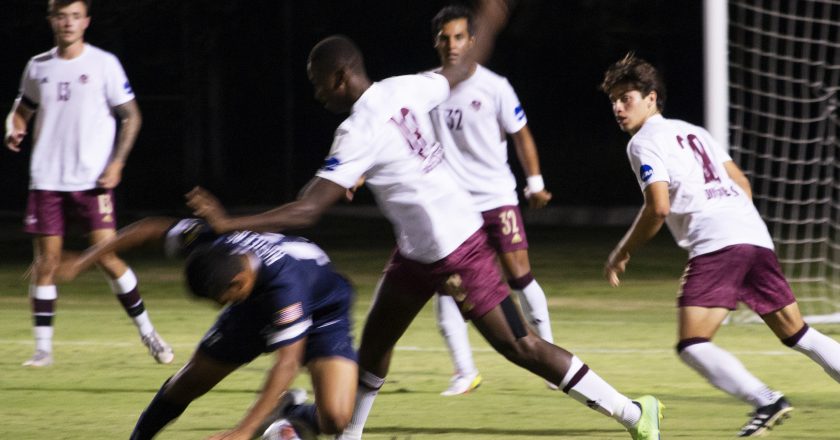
[783,324,840,383]
[109,268,154,337]
[30,285,57,353]
[678,338,778,407]
[560,355,640,429]
[510,274,554,343]
[336,370,385,440]
[435,294,478,376]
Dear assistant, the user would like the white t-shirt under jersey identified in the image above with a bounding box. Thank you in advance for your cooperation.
[18,44,135,191]
[430,65,527,211]
[627,114,774,258]
[316,73,482,263]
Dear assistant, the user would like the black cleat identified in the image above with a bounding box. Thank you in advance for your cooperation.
[738,395,793,437]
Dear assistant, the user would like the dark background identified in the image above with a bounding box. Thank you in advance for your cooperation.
[0,0,704,217]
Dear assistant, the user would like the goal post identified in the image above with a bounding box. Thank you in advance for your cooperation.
[707,0,840,322]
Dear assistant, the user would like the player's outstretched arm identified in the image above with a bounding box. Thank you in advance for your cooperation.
[604,181,669,287]
[186,177,348,234]
[4,101,34,152]
[207,340,305,440]
[55,217,178,281]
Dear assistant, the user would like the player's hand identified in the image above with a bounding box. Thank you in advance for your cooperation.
[186,186,231,233]
[604,249,630,287]
[97,162,124,189]
[526,189,552,209]
[4,128,26,152]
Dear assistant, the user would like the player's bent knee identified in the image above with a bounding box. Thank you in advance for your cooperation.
[318,409,351,435]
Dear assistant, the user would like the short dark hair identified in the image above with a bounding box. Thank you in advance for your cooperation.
[48,0,90,15]
[601,53,667,112]
[431,4,475,38]
[184,243,245,301]
[308,35,366,76]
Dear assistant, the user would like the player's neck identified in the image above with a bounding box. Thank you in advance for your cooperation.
[56,40,85,59]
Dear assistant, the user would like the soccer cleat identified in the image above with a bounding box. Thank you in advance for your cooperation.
[440,371,482,396]
[628,395,664,440]
[262,418,301,440]
[22,350,53,367]
[737,395,793,437]
[257,389,309,435]
[141,331,174,364]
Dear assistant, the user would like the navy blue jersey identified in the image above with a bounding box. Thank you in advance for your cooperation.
[165,219,355,360]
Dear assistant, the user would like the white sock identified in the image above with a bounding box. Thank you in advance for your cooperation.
[560,356,637,427]
[435,294,477,375]
[337,370,385,440]
[31,285,57,353]
[679,341,777,407]
[108,269,154,336]
[514,279,554,343]
[790,326,840,383]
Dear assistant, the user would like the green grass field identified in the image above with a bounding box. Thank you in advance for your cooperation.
[1,217,839,439]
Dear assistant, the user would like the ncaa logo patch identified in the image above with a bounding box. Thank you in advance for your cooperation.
[639,164,654,182]
[321,156,340,171]
[123,80,133,94]
[514,105,525,121]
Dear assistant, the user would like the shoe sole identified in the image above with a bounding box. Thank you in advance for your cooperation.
[742,406,794,437]
[440,376,482,396]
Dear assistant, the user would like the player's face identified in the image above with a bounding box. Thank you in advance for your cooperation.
[608,86,658,135]
[307,62,349,114]
[48,1,90,47]
[435,18,475,67]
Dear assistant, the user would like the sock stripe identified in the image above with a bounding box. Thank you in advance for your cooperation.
[508,272,535,290]
[676,337,710,353]
[781,323,809,347]
[562,364,590,393]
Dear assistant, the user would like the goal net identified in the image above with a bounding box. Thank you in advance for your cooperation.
[727,0,840,322]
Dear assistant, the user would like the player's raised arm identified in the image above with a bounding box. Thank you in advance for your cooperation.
[56,217,178,281]
[186,177,348,234]
[437,0,509,88]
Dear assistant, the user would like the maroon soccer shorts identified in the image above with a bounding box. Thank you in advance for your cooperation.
[678,244,796,315]
[383,229,509,320]
[24,189,117,236]
[481,205,529,254]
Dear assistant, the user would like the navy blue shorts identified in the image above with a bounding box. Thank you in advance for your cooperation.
[198,283,356,365]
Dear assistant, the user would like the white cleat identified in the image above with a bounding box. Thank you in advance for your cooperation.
[262,418,302,440]
[441,371,482,396]
[141,331,174,364]
[22,350,53,367]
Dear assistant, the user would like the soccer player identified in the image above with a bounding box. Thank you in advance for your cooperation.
[601,53,840,437]
[3,0,172,367]
[428,4,556,395]
[186,5,663,439]
[56,216,358,440]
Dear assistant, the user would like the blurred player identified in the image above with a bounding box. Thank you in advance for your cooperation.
[186,4,663,438]
[428,4,555,395]
[3,0,172,367]
[601,53,840,437]
[57,216,358,440]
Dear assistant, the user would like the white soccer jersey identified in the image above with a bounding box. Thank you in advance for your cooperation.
[18,44,136,191]
[316,73,482,263]
[430,65,527,211]
[627,114,774,258]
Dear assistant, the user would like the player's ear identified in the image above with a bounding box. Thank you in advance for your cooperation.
[333,68,347,91]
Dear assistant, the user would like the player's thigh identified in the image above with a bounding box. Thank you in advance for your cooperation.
[89,228,128,278]
[760,302,805,339]
[497,248,532,279]
[307,356,358,425]
[165,349,242,403]
[678,306,730,339]
[357,274,431,368]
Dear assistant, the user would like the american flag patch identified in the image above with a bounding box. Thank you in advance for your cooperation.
[274,302,304,325]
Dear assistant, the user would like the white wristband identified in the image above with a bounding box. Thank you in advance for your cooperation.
[526,175,545,194]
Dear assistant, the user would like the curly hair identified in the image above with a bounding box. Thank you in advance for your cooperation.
[601,53,667,112]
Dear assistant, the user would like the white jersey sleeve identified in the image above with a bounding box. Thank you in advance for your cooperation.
[317,124,376,189]
[497,78,527,134]
[103,53,135,107]
[627,138,669,190]
[19,59,41,107]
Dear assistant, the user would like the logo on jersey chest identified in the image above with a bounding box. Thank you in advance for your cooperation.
[470,100,482,111]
